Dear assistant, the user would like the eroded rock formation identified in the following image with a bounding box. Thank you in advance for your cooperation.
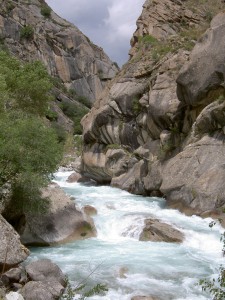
[0,0,118,103]
[81,0,225,219]
[0,215,29,272]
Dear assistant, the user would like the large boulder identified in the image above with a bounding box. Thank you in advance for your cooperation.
[19,183,96,246]
[139,218,184,243]
[25,259,66,287]
[160,133,225,214]
[21,259,66,300]
[111,160,148,195]
[0,215,29,272]
[177,12,225,106]
[21,281,62,300]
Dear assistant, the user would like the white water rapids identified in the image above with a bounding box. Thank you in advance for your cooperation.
[29,171,224,300]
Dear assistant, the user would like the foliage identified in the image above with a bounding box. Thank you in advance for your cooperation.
[106,144,121,151]
[20,25,34,40]
[113,61,119,69]
[0,51,53,116]
[41,5,51,18]
[0,51,63,214]
[199,222,225,299]
[61,276,108,300]
[46,108,58,121]
[61,101,89,134]
[76,95,91,109]
[51,122,67,143]
[132,97,142,115]
[6,1,15,12]
[138,34,158,45]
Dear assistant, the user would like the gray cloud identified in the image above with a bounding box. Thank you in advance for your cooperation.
[46,0,144,66]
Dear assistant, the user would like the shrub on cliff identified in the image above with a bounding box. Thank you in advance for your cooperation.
[20,25,34,40]
[41,5,51,18]
[61,101,89,134]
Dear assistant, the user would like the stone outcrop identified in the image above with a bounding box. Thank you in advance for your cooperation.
[81,0,225,220]
[2,259,66,300]
[139,219,184,243]
[0,0,118,103]
[18,183,96,246]
[25,259,66,287]
[0,215,29,272]
[177,11,225,106]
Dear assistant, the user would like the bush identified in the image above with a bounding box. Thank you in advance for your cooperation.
[61,101,89,134]
[6,1,15,12]
[76,95,91,109]
[138,34,158,45]
[51,122,67,143]
[41,5,51,18]
[0,51,53,116]
[20,25,34,40]
[0,51,63,214]
[46,109,58,121]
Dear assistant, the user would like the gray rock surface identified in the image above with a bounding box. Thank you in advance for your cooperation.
[161,133,225,214]
[177,12,225,106]
[25,259,66,287]
[0,215,29,272]
[80,0,225,221]
[2,268,22,283]
[21,281,62,300]
[19,183,96,245]
[0,0,118,103]
[139,218,184,243]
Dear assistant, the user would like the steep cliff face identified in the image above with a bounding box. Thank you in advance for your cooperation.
[0,0,118,103]
[81,0,225,219]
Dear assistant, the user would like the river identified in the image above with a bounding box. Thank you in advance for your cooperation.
[29,170,224,300]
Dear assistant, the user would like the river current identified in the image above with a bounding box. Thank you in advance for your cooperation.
[29,170,224,300]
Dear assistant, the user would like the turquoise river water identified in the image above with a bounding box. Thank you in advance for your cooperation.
[29,170,224,300]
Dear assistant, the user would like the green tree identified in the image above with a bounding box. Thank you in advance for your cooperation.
[0,51,62,214]
[0,51,53,115]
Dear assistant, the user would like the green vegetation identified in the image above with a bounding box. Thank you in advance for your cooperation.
[20,25,34,40]
[199,222,225,299]
[113,61,119,69]
[61,101,89,134]
[46,108,58,121]
[106,144,121,151]
[137,34,174,62]
[61,276,108,300]
[41,5,51,18]
[138,34,158,45]
[0,50,63,213]
[76,95,91,109]
[132,97,142,115]
[6,1,15,12]
[133,0,223,64]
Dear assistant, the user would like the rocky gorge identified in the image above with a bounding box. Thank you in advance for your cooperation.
[81,0,225,223]
[0,0,225,299]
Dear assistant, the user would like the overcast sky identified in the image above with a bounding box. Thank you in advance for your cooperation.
[45,0,145,66]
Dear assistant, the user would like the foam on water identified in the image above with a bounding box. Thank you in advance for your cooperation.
[29,171,224,300]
